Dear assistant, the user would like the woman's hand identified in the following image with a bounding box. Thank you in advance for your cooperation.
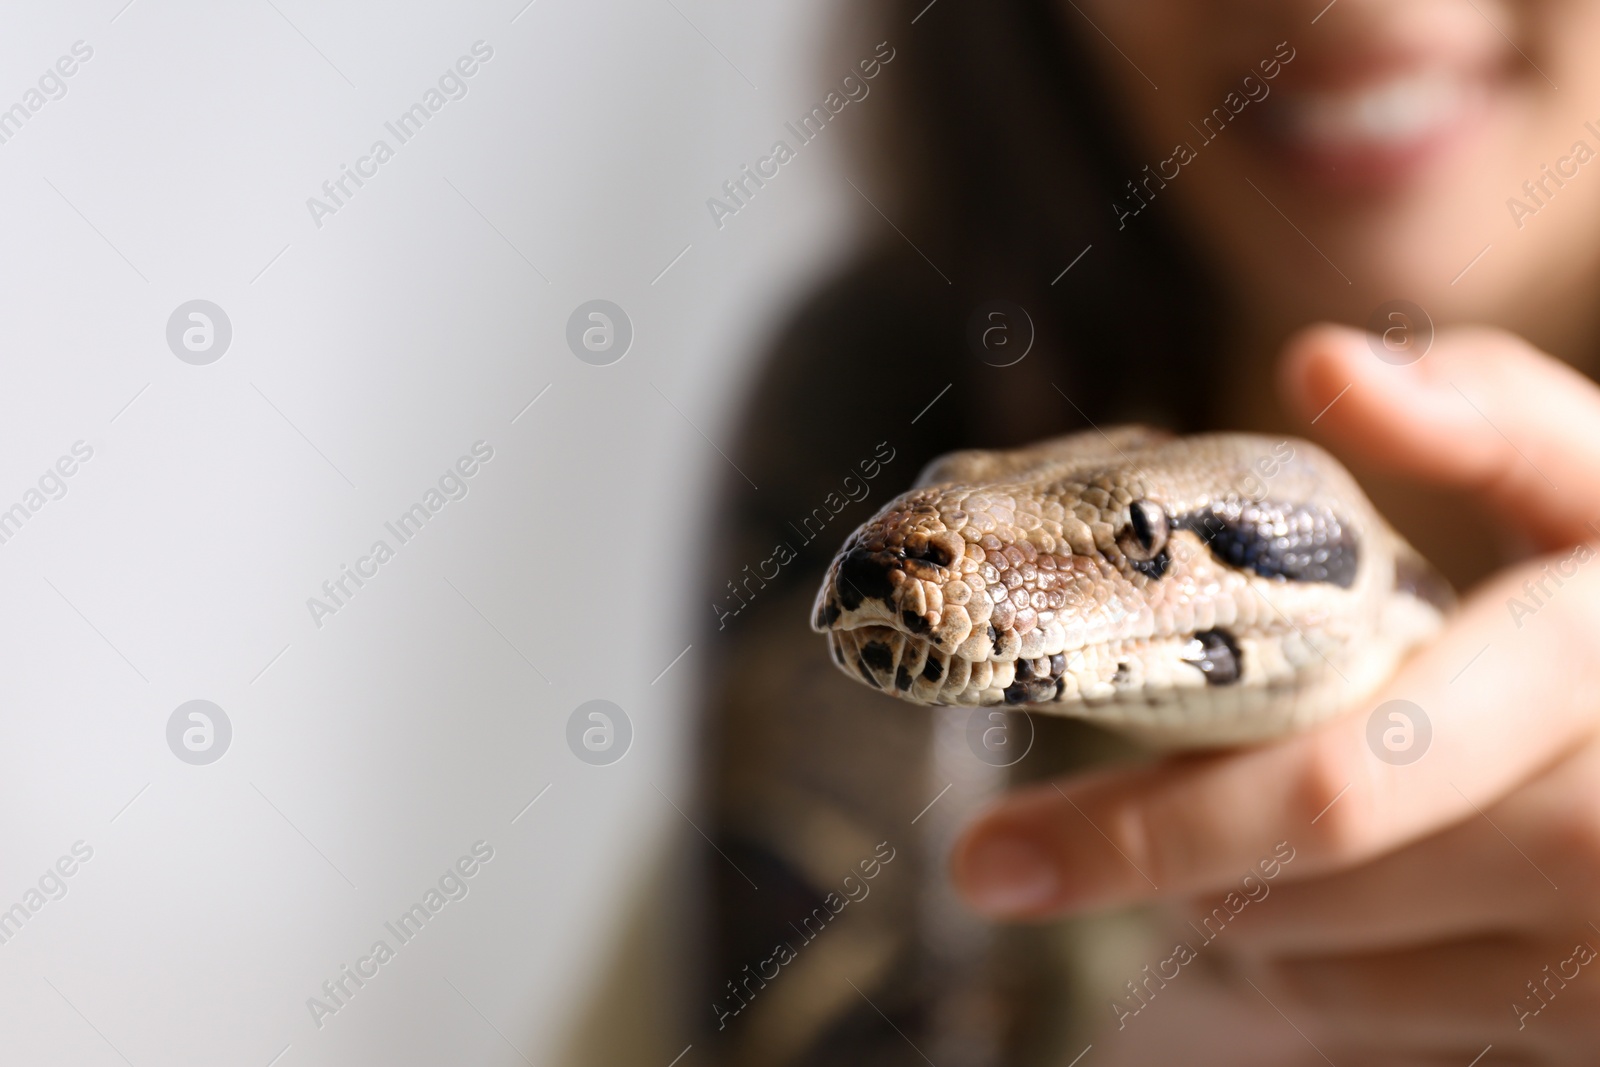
[949,326,1600,1064]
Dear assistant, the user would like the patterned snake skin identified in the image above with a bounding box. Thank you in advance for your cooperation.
[812,427,1454,746]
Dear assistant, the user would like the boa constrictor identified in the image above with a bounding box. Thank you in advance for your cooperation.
[812,427,1452,747]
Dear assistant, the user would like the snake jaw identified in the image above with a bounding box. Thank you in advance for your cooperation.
[815,523,1064,707]
[828,624,1014,706]
[813,520,988,703]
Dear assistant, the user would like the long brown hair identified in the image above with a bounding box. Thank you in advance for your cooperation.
[851,0,1225,433]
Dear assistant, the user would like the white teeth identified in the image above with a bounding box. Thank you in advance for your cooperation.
[1280,73,1479,148]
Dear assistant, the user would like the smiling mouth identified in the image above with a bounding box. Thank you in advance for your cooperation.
[1270,70,1489,153]
[1245,60,1506,190]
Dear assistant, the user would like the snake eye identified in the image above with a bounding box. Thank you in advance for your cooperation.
[1119,500,1169,562]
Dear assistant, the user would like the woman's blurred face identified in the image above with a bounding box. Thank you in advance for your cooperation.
[1071,0,1600,346]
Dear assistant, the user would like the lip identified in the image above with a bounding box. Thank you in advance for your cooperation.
[1234,48,1513,192]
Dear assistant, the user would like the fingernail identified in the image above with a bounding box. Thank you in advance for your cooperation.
[958,834,1060,916]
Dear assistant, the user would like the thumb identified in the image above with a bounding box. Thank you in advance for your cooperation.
[1278,324,1600,550]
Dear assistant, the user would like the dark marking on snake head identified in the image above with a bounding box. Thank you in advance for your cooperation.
[1128,551,1170,580]
[1004,679,1055,705]
[831,639,847,667]
[1176,500,1359,587]
[906,539,954,567]
[855,656,882,688]
[1184,628,1241,686]
[1112,661,1131,684]
[816,600,841,628]
[988,623,1001,656]
[895,665,913,691]
[837,548,898,610]
[901,610,930,634]
[1050,653,1066,679]
[860,641,894,673]
[922,657,944,682]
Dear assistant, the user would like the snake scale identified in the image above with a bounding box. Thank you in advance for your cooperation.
[813,426,1454,747]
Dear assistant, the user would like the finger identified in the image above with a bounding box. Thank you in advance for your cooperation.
[1211,739,1600,955]
[1265,934,1600,1056]
[1086,965,1328,1067]
[949,550,1600,918]
[1091,938,1547,1066]
[1279,324,1600,549]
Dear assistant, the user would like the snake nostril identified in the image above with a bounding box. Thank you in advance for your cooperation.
[905,539,954,568]
[837,548,898,610]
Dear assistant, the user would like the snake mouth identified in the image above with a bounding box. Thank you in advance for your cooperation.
[814,537,1079,706]
[827,624,1068,707]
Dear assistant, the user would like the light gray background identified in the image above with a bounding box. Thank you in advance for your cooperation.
[0,1,868,1063]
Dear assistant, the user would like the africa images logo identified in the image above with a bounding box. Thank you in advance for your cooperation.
[305,41,495,229]
[704,41,896,230]
[306,841,495,1030]
[305,441,494,629]
[1111,41,1296,230]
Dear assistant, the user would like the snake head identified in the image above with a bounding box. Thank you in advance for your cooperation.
[811,427,1452,744]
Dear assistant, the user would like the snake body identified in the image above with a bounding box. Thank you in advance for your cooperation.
[812,427,1453,747]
